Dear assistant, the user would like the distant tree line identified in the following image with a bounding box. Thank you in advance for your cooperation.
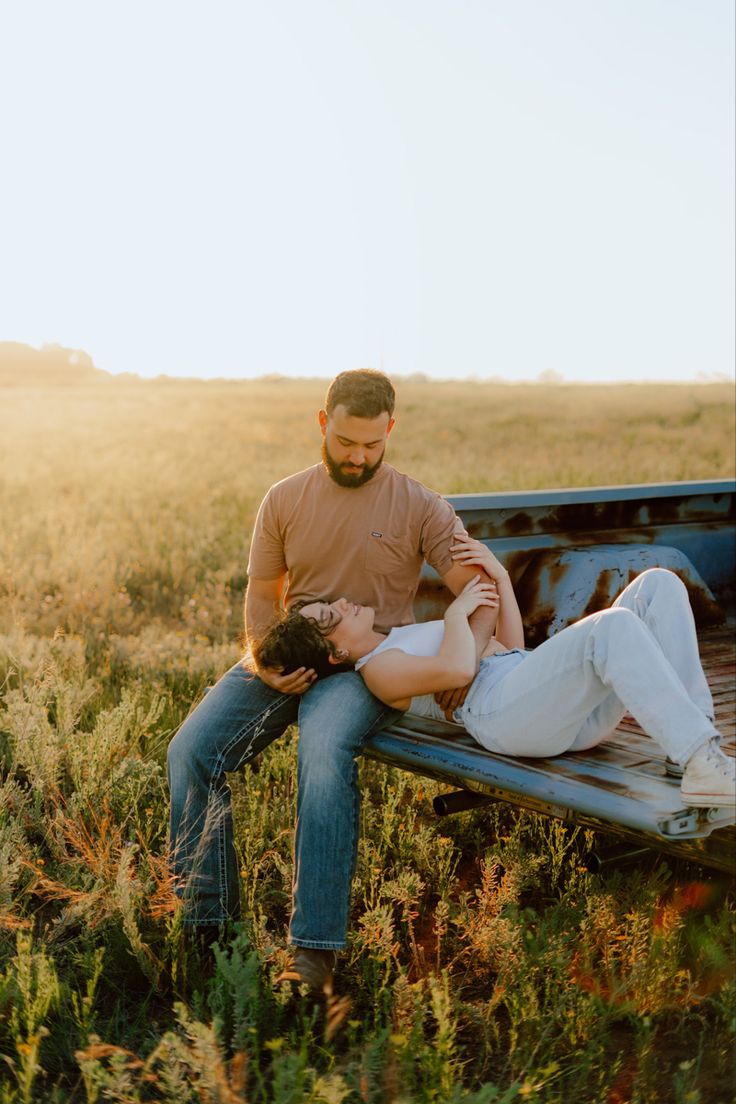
[0,341,108,384]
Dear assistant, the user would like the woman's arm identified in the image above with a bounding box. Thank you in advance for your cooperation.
[450,535,524,649]
[361,576,498,708]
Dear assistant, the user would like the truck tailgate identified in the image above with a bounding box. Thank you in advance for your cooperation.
[365,626,735,872]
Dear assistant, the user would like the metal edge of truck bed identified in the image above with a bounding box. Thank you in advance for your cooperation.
[364,717,736,873]
[366,715,732,869]
[443,479,736,511]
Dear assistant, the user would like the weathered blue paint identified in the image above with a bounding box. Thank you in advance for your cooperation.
[415,479,735,641]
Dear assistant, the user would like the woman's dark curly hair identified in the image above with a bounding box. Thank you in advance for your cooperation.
[251,601,354,680]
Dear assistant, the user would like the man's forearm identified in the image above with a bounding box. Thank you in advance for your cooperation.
[244,587,281,645]
[442,561,498,667]
[434,599,496,716]
[495,574,524,649]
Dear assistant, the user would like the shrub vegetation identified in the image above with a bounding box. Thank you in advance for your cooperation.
[0,378,734,1102]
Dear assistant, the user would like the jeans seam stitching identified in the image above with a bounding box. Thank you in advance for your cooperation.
[204,694,295,923]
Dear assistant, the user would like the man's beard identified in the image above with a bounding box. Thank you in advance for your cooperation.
[321,441,385,488]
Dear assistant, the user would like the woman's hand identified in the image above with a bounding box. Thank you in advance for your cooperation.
[444,574,499,621]
[450,533,509,584]
[451,532,525,650]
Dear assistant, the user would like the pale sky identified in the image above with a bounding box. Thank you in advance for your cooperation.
[1,1,733,382]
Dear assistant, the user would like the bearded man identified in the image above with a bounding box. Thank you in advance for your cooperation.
[167,369,493,992]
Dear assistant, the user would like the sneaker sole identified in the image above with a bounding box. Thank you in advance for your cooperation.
[665,757,684,779]
[680,792,736,808]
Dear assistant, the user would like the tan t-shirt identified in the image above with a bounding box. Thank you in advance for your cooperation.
[247,463,457,633]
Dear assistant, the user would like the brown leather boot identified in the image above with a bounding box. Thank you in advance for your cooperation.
[276,947,336,995]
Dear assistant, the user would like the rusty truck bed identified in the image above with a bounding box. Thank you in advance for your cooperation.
[365,625,735,873]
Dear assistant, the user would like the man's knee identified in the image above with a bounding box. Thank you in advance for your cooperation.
[297,713,364,761]
[297,674,387,760]
[167,708,208,780]
[167,683,235,779]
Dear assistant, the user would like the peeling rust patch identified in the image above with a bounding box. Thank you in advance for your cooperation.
[465,520,485,538]
[502,510,535,536]
[680,575,725,628]
[437,485,734,637]
[581,569,615,618]
[505,549,556,645]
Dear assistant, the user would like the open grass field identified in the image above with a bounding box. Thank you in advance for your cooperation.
[0,377,734,1103]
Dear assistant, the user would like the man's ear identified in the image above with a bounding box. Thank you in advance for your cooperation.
[328,648,349,664]
[318,409,328,436]
[386,417,395,436]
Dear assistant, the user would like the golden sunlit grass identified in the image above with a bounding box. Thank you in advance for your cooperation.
[0,377,734,1102]
[1,377,732,648]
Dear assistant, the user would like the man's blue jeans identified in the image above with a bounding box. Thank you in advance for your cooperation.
[166,662,402,948]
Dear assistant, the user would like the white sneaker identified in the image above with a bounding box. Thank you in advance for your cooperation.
[680,742,736,808]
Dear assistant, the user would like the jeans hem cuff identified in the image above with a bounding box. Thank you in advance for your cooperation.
[679,729,718,767]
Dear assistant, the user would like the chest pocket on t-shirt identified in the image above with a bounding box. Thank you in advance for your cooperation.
[364,531,412,576]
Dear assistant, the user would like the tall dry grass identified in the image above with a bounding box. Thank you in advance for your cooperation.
[0,377,733,1102]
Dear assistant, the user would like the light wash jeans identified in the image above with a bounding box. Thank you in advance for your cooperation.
[463,568,717,762]
[167,666,402,947]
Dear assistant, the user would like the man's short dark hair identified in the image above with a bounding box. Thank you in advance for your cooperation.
[324,369,395,419]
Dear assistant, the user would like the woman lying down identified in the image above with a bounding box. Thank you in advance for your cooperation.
[254,534,735,809]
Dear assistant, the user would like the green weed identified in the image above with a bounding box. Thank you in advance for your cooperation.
[0,379,733,1101]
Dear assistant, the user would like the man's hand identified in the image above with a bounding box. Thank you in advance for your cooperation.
[245,576,316,694]
[434,682,472,720]
[256,665,317,695]
[450,533,509,584]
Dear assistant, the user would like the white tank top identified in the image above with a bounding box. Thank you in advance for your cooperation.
[354,619,527,725]
[354,621,446,671]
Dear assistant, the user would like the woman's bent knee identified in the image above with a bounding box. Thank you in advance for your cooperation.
[635,566,687,599]
[592,606,645,644]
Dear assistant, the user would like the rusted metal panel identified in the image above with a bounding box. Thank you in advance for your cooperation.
[494,543,720,648]
[415,481,736,639]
